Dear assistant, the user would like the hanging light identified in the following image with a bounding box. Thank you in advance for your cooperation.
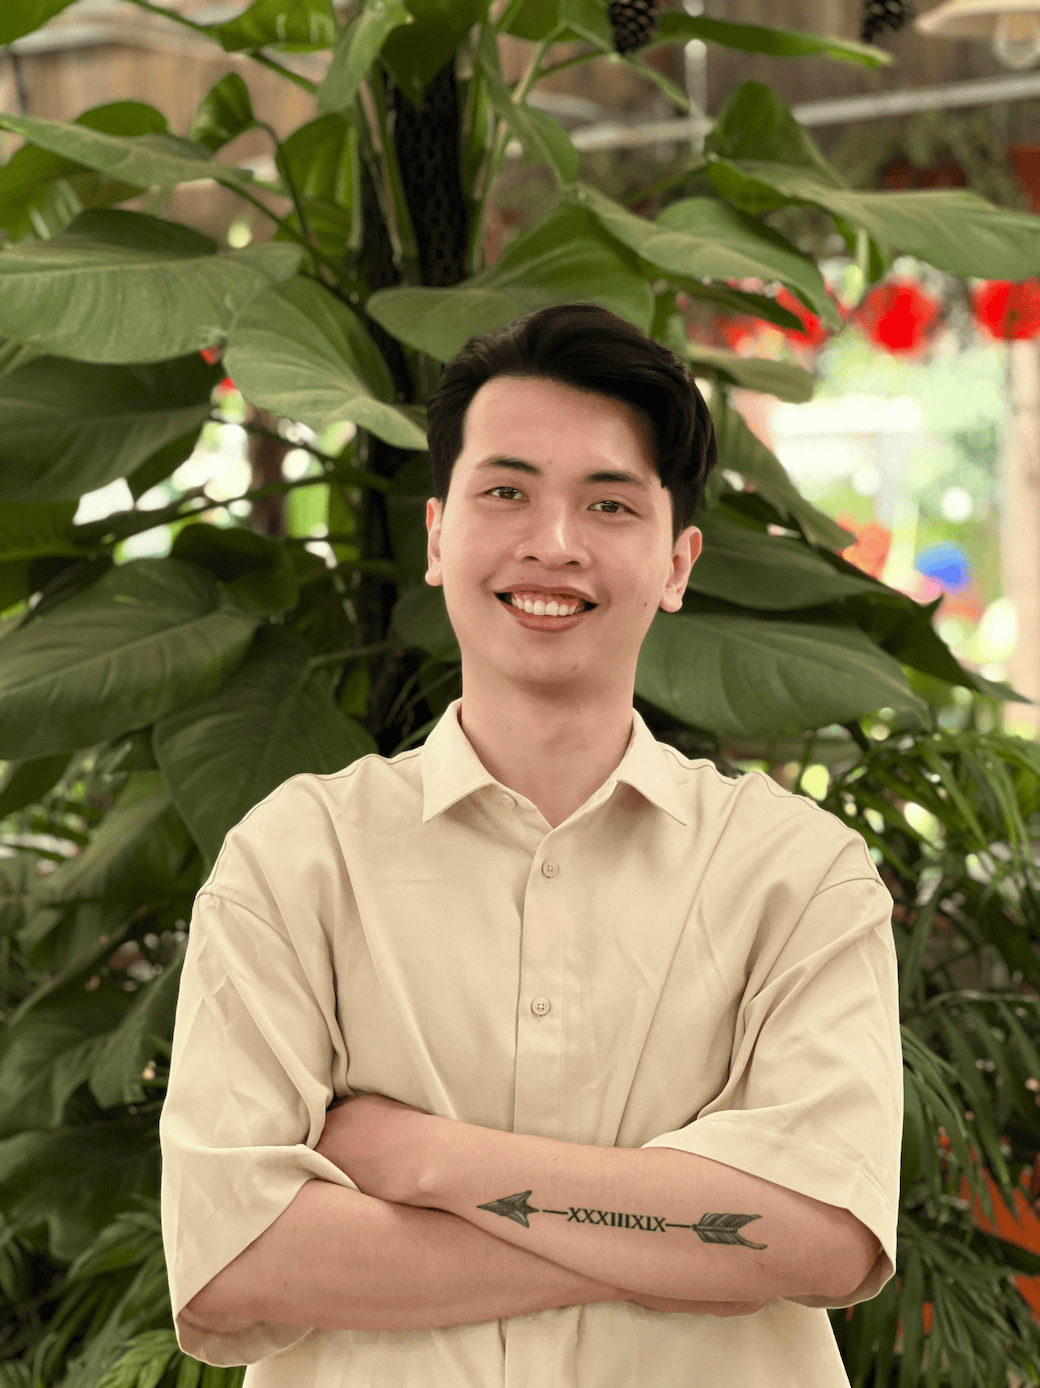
[915,1,1040,71]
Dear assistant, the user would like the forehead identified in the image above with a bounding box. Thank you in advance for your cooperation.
[458,375,658,479]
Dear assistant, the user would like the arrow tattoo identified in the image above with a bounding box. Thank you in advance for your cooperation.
[475,1191,768,1249]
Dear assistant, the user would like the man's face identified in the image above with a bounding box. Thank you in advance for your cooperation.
[425,375,702,699]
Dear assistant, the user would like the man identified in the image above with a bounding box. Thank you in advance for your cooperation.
[160,304,902,1387]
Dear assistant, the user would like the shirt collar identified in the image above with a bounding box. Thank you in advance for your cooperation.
[420,698,688,826]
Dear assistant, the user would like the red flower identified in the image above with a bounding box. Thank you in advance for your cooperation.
[200,345,223,365]
[972,280,1040,341]
[774,287,831,350]
[715,314,757,351]
[853,279,941,356]
[218,376,237,393]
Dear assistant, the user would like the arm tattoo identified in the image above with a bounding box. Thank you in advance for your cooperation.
[476,1191,768,1249]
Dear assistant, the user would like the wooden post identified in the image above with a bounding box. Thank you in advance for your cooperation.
[1002,338,1040,736]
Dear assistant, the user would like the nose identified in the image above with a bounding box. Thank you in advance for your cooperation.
[513,497,593,568]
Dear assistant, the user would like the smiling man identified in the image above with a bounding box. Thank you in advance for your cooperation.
[161,304,902,1388]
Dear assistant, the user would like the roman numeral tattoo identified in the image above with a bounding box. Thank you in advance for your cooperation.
[475,1191,767,1249]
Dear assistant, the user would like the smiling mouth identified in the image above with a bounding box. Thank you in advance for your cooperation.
[496,593,597,616]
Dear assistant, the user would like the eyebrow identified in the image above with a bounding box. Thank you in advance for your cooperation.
[473,456,650,491]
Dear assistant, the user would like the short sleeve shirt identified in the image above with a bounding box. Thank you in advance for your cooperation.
[159,697,903,1387]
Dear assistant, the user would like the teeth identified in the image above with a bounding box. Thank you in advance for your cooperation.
[509,594,584,617]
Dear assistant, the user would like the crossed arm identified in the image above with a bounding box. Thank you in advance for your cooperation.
[184,1095,879,1335]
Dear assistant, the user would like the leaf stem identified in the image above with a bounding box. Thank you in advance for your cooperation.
[227,183,349,286]
[307,639,401,669]
[250,51,318,94]
[240,423,391,492]
[844,720,872,753]
[259,121,329,286]
[122,0,214,39]
[532,47,604,82]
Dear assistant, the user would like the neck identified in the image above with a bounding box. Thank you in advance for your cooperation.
[456,674,636,829]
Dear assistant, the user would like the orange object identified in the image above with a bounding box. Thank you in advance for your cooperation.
[837,513,892,579]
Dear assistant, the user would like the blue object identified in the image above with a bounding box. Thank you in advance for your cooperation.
[914,541,970,593]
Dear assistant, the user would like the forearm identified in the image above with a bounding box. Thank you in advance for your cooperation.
[184,1178,626,1334]
[415,1127,869,1304]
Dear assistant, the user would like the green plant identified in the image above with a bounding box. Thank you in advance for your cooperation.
[820,729,1040,1387]
[0,1,1039,1382]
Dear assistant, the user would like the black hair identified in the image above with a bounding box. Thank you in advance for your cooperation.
[425,303,716,544]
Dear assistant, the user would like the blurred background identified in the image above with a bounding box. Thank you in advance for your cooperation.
[4,0,1039,742]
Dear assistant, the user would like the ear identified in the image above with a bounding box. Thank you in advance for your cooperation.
[659,526,702,613]
[426,497,444,587]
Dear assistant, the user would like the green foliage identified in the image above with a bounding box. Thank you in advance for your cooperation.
[1,4,1039,1382]
[821,732,1040,1386]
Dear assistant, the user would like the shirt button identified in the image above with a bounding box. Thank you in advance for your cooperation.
[541,859,559,878]
[500,792,516,808]
[531,996,551,1016]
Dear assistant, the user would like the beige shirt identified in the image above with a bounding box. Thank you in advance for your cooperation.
[160,697,902,1387]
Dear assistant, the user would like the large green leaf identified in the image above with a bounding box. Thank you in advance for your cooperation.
[501,0,583,41]
[366,204,654,360]
[689,511,881,610]
[0,558,259,760]
[709,391,853,551]
[172,521,301,615]
[279,113,356,207]
[0,1121,159,1260]
[558,0,613,49]
[390,581,460,661]
[0,210,302,364]
[188,74,257,152]
[126,428,205,502]
[153,627,377,865]
[0,498,83,615]
[684,342,815,403]
[382,0,489,107]
[0,337,41,378]
[645,13,890,66]
[90,943,186,1108]
[635,602,927,738]
[317,0,414,112]
[670,281,803,334]
[0,103,170,238]
[0,972,128,1140]
[273,113,359,261]
[37,771,195,907]
[0,113,257,198]
[841,585,1014,700]
[0,752,72,819]
[703,83,889,274]
[0,354,219,503]
[225,276,428,449]
[708,162,1040,280]
[647,193,839,326]
[0,0,78,43]
[0,498,80,560]
[214,0,339,51]
[705,81,839,179]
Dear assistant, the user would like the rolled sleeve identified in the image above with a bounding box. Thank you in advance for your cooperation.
[159,884,353,1366]
[641,873,902,1308]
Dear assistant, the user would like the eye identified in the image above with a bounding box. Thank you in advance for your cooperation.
[590,499,634,515]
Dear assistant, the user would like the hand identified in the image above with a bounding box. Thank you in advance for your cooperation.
[626,1291,767,1318]
[314,1091,446,1207]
